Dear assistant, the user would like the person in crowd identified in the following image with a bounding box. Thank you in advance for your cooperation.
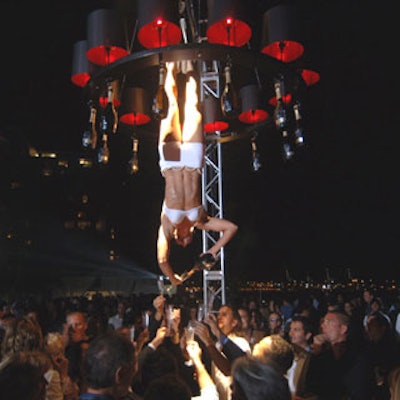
[1,315,44,359]
[249,307,267,332]
[63,311,92,391]
[135,326,212,400]
[364,312,400,400]
[185,339,218,400]
[237,306,266,349]
[143,374,191,400]
[79,332,137,400]
[193,304,251,400]
[363,297,392,327]
[266,311,284,336]
[363,289,375,317]
[0,316,67,400]
[306,310,374,399]
[156,60,238,286]
[44,332,79,400]
[231,356,292,400]
[108,300,128,331]
[252,334,294,379]
[280,297,294,323]
[286,316,316,399]
[0,351,46,400]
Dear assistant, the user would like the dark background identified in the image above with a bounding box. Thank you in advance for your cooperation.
[0,0,397,284]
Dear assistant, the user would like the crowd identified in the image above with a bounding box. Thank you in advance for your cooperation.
[0,286,400,400]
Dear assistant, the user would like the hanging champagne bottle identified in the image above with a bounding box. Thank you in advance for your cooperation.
[104,81,118,134]
[83,102,98,150]
[293,101,304,146]
[152,62,169,120]
[281,129,294,161]
[251,134,262,172]
[221,63,239,119]
[97,132,110,164]
[273,77,287,131]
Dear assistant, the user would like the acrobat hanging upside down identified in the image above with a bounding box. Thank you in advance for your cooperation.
[157,61,238,286]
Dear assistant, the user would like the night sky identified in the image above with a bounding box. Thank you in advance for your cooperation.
[1,1,397,283]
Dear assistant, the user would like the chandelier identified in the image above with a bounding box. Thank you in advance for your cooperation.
[71,0,320,173]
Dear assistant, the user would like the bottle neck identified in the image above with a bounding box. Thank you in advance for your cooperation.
[107,86,114,105]
[224,67,232,84]
[159,66,166,86]
[274,83,282,102]
[89,107,96,123]
[293,105,301,121]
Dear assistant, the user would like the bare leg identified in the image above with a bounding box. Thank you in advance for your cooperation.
[182,64,204,144]
[159,62,181,146]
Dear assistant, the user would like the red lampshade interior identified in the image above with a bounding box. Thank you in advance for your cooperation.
[86,45,129,66]
[71,72,91,88]
[138,18,181,49]
[203,121,229,133]
[120,113,151,126]
[262,40,304,63]
[239,109,268,124]
[207,17,251,47]
[99,96,121,108]
[300,69,320,86]
[268,93,292,107]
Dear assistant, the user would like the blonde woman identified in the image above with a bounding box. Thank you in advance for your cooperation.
[44,332,79,400]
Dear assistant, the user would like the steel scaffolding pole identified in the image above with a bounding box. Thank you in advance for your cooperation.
[199,60,226,314]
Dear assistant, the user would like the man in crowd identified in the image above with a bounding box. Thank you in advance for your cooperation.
[306,310,374,400]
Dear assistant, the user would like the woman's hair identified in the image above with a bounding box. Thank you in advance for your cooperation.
[1,317,44,360]
[0,351,46,400]
[44,332,65,357]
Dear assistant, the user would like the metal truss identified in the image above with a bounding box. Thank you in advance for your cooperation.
[199,60,226,314]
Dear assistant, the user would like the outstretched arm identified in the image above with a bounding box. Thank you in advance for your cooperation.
[157,223,183,286]
[197,217,238,259]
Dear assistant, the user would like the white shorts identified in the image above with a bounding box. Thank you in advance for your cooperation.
[163,203,202,225]
[159,142,204,172]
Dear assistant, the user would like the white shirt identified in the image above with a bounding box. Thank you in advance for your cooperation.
[108,314,124,330]
[212,335,251,400]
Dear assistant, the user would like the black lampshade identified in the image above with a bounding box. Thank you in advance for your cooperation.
[71,40,91,88]
[207,0,251,47]
[239,84,268,124]
[86,8,129,66]
[202,95,229,133]
[137,0,181,49]
[119,87,151,126]
[261,4,304,63]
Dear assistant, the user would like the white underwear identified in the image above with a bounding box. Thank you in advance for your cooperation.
[159,142,204,172]
[163,203,201,225]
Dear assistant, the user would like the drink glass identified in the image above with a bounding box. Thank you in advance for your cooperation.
[184,322,195,366]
